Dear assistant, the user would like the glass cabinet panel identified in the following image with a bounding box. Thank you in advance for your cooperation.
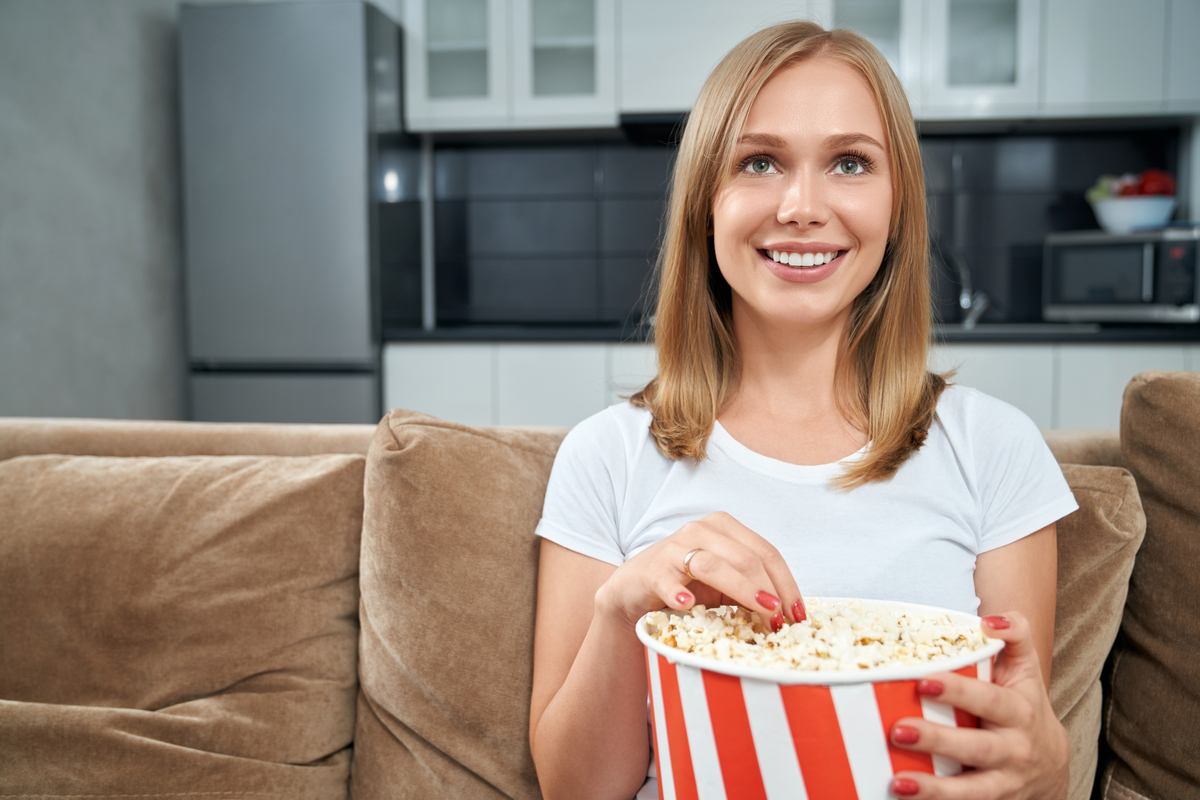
[531,0,595,96]
[833,0,901,70]
[427,0,488,98]
[947,0,1017,86]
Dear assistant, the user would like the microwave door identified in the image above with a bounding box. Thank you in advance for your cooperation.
[1044,238,1200,322]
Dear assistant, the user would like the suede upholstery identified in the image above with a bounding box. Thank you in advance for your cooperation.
[1043,429,1125,470]
[1052,465,1145,800]
[1104,372,1200,800]
[0,416,375,460]
[351,409,564,800]
[0,453,365,797]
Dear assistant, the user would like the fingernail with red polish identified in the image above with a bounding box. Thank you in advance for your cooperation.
[892,725,920,745]
[983,615,1010,630]
[917,679,944,697]
[892,777,920,796]
[676,591,692,607]
[792,599,807,622]
[770,612,784,632]
[756,591,780,611]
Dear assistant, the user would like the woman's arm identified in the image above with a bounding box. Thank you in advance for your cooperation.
[975,522,1058,690]
[886,523,1070,800]
[530,514,806,800]
[529,540,649,800]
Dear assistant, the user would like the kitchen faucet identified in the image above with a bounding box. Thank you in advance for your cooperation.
[941,245,990,329]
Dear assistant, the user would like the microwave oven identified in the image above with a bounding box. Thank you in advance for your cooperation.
[1043,226,1200,323]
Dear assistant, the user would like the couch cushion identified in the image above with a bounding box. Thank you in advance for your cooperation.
[1052,464,1145,800]
[352,410,565,800]
[0,453,364,798]
[1103,371,1200,799]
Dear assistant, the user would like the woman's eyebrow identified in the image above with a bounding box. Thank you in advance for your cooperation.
[823,132,885,151]
[737,132,787,148]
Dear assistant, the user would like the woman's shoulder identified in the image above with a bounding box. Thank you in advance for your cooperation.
[568,400,652,438]
[557,401,654,460]
[933,382,1046,454]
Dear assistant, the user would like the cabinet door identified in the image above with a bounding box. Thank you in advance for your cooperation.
[809,0,924,113]
[511,0,617,127]
[1042,0,1167,116]
[920,0,1041,118]
[619,1,811,114]
[607,342,656,406]
[383,342,495,425]
[404,0,510,130]
[1056,344,1186,430]
[929,344,1054,429]
[1167,0,1200,112]
[496,343,609,425]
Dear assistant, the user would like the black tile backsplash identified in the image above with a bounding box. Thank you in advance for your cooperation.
[407,127,1181,330]
[434,142,666,326]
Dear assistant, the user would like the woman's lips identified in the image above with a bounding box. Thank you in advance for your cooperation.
[758,249,844,283]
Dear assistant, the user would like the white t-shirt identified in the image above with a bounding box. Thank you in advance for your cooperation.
[535,384,1078,799]
[535,384,1078,615]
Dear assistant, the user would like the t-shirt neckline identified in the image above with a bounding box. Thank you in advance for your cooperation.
[709,420,870,484]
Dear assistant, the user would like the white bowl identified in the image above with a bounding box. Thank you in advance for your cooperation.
[1090,196,1176,235]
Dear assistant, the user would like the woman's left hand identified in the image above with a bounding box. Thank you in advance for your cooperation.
[887,612,1070,800]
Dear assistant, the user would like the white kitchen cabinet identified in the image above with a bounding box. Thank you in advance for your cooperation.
[920,0,1041,118]
[405,0,616,130]
[404,0,510,130]
[1166,0,1200,113]
[383,342,496,425]
[496,343,609,425]
[1041,0,1167,117]
[1056,344,1188,430]
[510,0,617,127]
[618,1,811,115]
[607,342,657,405]
[809,0,924,112]
[929,343,1055,429]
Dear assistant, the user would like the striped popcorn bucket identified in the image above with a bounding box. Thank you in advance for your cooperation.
[637,599,1005,800]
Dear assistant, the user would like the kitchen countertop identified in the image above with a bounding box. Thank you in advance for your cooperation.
[383,322,1200,344]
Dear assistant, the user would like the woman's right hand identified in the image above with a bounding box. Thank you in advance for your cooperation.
[593,511,807,635]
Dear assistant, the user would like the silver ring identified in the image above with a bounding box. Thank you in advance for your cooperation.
[683,548,702,581]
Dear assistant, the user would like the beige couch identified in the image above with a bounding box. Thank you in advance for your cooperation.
[1,371,1196,800]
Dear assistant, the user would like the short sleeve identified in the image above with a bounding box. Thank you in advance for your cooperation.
[535,408,628,566]
[963,389,1079,553]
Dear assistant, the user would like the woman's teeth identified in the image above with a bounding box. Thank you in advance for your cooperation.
[769,250,839,267]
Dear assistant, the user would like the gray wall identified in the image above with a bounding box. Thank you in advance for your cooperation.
[0,0,402,420]
[0,0,187,419]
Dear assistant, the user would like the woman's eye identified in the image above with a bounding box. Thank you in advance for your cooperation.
[747,158,774,174]
[836,159,864,175]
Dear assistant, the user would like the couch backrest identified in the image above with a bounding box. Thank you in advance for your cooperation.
[0,416,376,460]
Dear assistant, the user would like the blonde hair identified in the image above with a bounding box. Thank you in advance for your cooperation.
[631,20,945,489]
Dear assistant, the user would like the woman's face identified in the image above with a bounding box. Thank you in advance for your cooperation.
[711,57,893,336]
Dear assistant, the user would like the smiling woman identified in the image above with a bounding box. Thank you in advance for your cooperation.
[529,20,1077,800]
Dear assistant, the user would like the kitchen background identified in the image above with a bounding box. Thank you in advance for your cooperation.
[2,0,1199,430]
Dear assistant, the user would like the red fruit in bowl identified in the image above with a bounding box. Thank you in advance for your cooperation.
[1137,168,1175,196]
[1118,182,1141,196]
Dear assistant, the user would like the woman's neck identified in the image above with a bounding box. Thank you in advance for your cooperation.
[717,304,867,465]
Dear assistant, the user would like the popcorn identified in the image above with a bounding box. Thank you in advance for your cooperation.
[643,598,989,672]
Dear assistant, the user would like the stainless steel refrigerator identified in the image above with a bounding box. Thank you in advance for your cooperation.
[180,1,416,424]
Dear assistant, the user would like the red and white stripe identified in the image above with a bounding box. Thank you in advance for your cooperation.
[645,653,993,800]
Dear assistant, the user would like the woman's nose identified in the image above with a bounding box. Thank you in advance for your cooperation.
[776,169,829,226]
